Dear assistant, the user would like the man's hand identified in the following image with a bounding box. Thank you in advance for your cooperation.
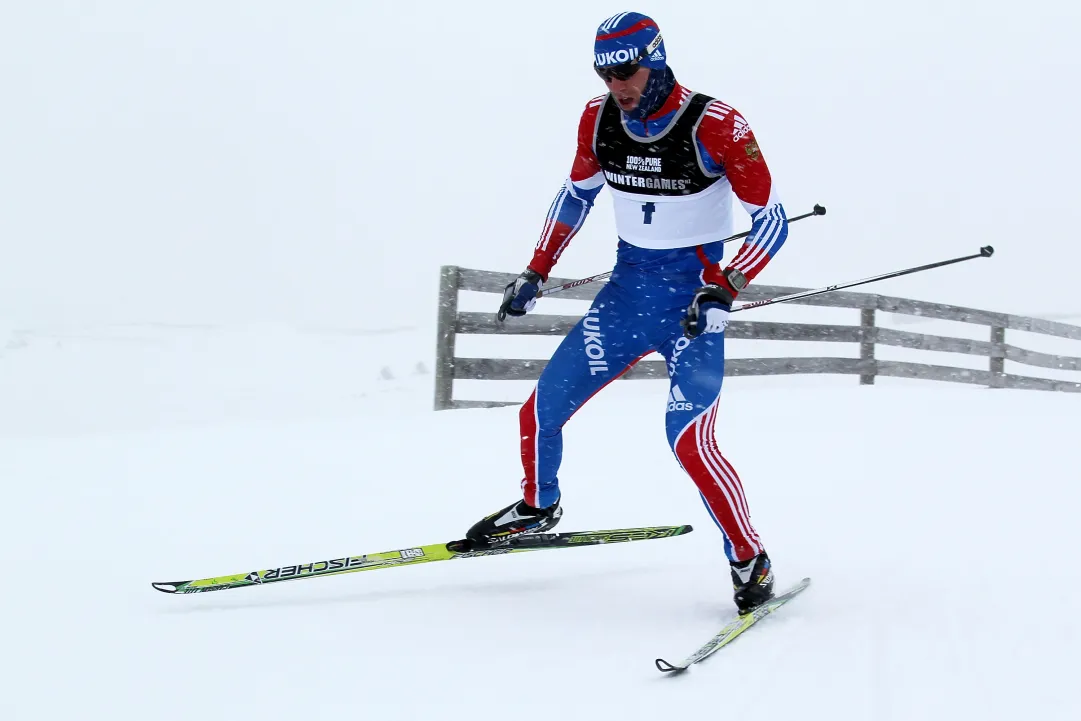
[497,268,544,321]
[681,284,734,338]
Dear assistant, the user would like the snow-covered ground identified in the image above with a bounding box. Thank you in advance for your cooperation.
[2,324,1079,720]
[3,1,1081,719]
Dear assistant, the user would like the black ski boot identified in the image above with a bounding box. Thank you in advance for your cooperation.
[730,552,775,614]
[465,497,562,547]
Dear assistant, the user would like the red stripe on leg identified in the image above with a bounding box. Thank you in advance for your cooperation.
[702,403,760,547]
[674,415,761,561]
[696,420,761,560]
[519,390,540,507]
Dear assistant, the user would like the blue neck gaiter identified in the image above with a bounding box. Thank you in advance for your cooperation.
[625,66,677,122]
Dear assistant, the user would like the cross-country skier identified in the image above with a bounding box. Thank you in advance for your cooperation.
[466,11,788,614]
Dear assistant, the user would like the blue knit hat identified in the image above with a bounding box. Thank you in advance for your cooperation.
[594,12,666,70]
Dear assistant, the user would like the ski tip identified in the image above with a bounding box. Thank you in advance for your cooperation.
[151,581,183,594]
[655,658,686,674]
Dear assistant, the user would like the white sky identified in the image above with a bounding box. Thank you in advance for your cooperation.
[2,1,1079,328]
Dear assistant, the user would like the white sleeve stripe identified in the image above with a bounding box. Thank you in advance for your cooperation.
[551,214,581,262]
[545,188,570,249]
[542,186,564,224]
[748,207,785,266]
[551,192,589,263]
[745,205,777,246]
[737,220,784,275]
[729,206,778,270]
[537,218,556,251]
[536,188,567,252]
[733,207,785,273]
[568,173,605,193]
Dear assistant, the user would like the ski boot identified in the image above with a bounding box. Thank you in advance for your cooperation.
[465,497,562,548]
[730,552,775,614]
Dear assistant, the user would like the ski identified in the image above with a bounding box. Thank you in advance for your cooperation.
[152,525,693,595]
[655,576,811,674]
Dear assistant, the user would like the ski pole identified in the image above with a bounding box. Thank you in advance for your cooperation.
[537,204,827,299]
[731,246,995,313]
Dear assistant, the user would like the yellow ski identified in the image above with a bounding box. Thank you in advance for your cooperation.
[152,525,693,595]
[656,576,811,673]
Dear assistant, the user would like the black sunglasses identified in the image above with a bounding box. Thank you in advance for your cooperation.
[594,60,642,82]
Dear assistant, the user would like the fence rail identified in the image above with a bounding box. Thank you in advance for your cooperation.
[434,265,1081,410]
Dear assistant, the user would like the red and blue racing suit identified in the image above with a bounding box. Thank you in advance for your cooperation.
[520,82,788,563]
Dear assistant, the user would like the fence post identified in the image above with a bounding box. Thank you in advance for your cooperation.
[433,265,461,410]
[860,306,876,385]
[989,325,1006,388]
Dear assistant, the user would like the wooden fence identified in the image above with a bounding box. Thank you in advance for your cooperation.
[434,265,1081,410]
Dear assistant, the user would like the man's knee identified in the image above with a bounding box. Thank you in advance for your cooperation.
[664,403,707,450]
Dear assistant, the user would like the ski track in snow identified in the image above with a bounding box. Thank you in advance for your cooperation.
[2,324,1079,721]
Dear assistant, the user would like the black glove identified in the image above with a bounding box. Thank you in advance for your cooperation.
[497,268,544,321]
[680,284,734,338]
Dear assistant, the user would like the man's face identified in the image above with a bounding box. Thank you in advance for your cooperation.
[600,65,652,112]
